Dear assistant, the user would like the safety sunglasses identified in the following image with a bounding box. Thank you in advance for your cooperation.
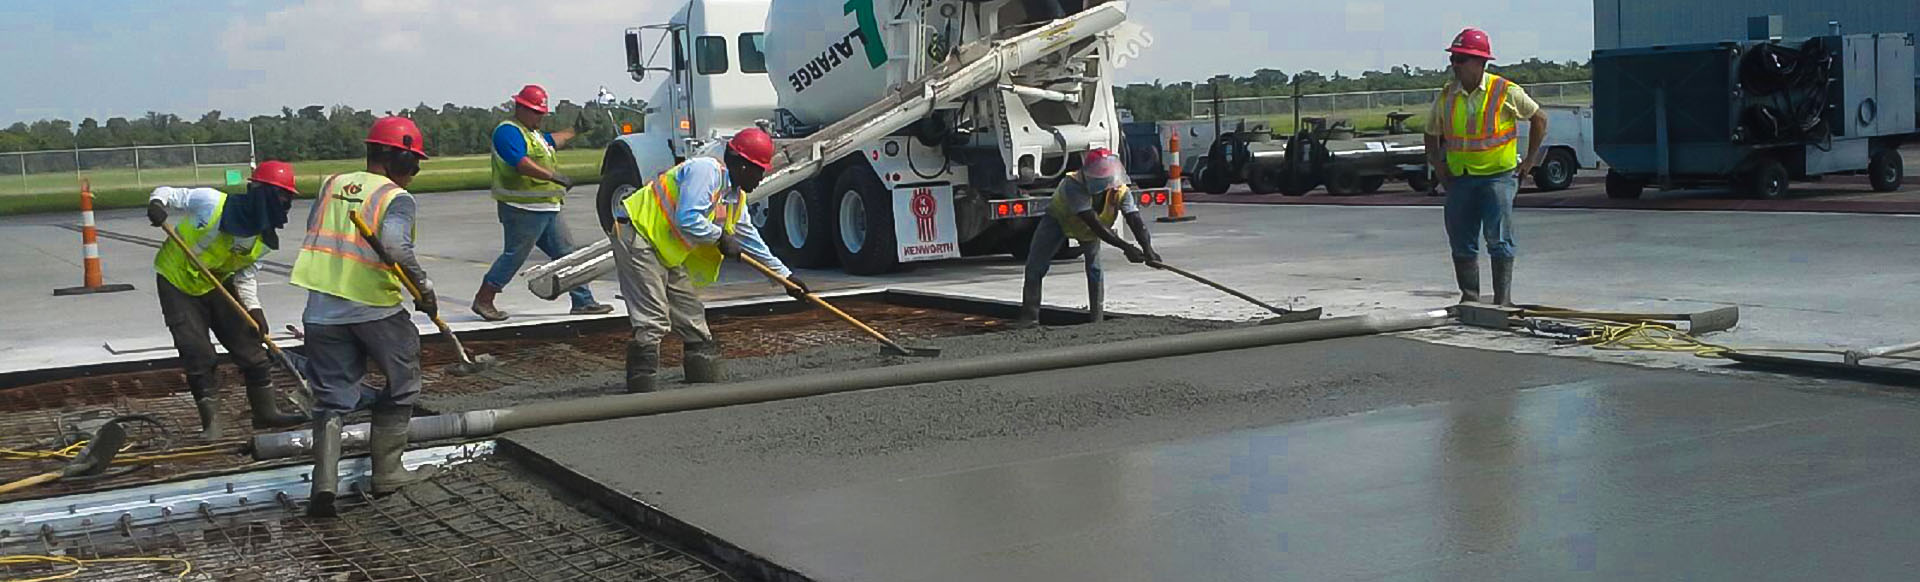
[1450,54,1476,65]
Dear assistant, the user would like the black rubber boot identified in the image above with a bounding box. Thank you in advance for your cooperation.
[1088,277,1105,324]
[683,342,726,384]
[1453,258,1481,304]
[306,411,342,518]
[243,364,309,429]
[626,341,659,394]
[370,405,438,496]
[1492,257,1515,307]
[187,374,223,441]
[1015,282,1043,329]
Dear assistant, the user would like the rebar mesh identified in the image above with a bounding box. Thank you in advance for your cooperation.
[0,457,734,581]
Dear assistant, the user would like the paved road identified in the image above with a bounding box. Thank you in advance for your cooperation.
[2,188,1917,374]
[515,336,1920,581]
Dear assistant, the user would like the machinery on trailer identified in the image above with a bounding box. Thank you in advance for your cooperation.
[1594,30,1916,199]
[529,0,1145,290]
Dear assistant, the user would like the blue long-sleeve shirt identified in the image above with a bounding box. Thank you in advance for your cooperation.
[617,157,790,276]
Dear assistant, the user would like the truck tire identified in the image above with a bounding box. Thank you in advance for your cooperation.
[1604,170,1644,199]
[831,168,901,275]
[1533,148,1577,191]
[1324,169,1363,195]
[1358,175,1387,193]
[1738,158,1789,200]
[1193,159,1233,194]
[1406,170,1434,193]
[1246,165,1279,195]
[1868,149,1903,193]
[761,180,838,269]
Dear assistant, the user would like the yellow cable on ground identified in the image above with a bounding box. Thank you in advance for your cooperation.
[0,554,193,581]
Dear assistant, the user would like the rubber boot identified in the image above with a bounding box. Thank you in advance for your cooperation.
[626,341,659,394]
[242,365,309,429]
[1014,282,1043,329]
[306,411,343,518]
[187,374,224,440]
[1452,258,1481,304]
[470,283,509,322]
[370,405,439,496]
[1491,257,1515,307]
[1088,279,1105,324]
[683,342,726,384]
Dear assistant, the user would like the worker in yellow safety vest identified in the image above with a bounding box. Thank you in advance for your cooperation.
[289,117,440,517]
[1017,147,1162,327]
[602,128,803,394]
[472,84,612,321]
[1424,27,1547,306]
[145,161,307,438]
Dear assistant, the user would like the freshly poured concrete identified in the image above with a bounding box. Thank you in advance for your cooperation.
[512,335,1920,581]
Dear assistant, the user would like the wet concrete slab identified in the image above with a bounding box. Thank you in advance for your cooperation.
[511,335,1920,581]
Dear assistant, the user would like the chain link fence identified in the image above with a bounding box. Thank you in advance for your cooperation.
[1190,81,1593,128]
[0,141,255,197]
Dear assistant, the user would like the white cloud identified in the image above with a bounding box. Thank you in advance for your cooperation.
[215,0,681,115]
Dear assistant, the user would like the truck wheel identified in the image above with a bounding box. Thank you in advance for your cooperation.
[1194,159,1233,194]
[1325,170,1362,195]
[1604,170,1644,199]
[1534,149,1577,191]
[1738,158,1789,200]
[1246,165,1279,195]
[1406,171,1434,193]
[1868,149,1903,192]
[761,180,838,269]
[1359,175,1387,193]
[831,169,900,275]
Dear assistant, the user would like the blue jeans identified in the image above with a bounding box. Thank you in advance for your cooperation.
[1022,214,1105,315]
[483,203,598,308]
[1443,173,1518,259]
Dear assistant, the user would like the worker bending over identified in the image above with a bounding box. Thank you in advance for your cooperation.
[145,162,307,438]
[290,117,440,517]
[1018,147,1161,326]
[473,84,613,320]
[1424,27,1546,306]
[602,128,804,394]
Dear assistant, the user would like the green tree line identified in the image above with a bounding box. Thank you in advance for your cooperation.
[0,100,647,167]
[1118,58,1592,122]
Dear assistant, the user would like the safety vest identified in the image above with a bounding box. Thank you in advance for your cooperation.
[1049,173,1129,243]
[290,172,412,307]
[1440,73,1519,176]
[622,160,745,286]
[491,120,565,205]
[153,191,268,296]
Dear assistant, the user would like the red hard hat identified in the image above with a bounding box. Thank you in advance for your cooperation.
[728,128,775,170]
[512,84,550,114]
[1083,147,1122,179]
[1448,27,1495,60]
[250,160,297,194]
[366,116,429,159]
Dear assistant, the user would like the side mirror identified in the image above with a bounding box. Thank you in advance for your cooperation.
[625,30,645,81]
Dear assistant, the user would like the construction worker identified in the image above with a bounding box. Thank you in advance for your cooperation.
[605,128,803,394]
[1018,147,1161,326]
[473,84,613,321]
[290,117,440,517]
[145,161,307,438]
[1425,27,1547,306]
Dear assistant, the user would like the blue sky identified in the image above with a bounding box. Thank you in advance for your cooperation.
[0,0,1595,125]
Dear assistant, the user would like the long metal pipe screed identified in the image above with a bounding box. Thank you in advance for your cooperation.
[254,310,1452,460]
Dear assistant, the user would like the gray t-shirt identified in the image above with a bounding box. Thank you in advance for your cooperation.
[302,195,417,325]
[1057,173,1139,216]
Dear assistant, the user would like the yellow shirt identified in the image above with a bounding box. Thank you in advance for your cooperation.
[1423,72,1540,137]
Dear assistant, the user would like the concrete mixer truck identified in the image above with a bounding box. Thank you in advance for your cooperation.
[525,0,1150,297]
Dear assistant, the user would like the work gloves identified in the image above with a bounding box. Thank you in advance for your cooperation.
[716,233,745,259]
[1143,246,1163,264]
[147,201,168,227]
[413,283,439,317]
[1121,244,1148,264]
[550,173,576,191]
[784,275,812,300]
[248,309,269,335]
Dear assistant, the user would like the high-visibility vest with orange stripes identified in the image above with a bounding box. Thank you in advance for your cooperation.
[153,190,269,297]
[290,172,412,306]
[1048,172,1129,244]
[621,160,744,287]
[1441,73,1519,176]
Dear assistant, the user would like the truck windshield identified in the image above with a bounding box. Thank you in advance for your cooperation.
[739,33,768,74]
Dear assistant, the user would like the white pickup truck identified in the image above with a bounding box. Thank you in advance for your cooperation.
[1518,104,1600,191]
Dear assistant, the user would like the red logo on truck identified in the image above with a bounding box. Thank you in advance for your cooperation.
[911,188,938,242]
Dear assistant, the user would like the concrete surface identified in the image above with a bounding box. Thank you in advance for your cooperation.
[2,187,1917,375]
[512,335,1920,581]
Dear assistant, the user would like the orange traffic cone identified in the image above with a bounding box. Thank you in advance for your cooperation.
[53,179,136,296]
